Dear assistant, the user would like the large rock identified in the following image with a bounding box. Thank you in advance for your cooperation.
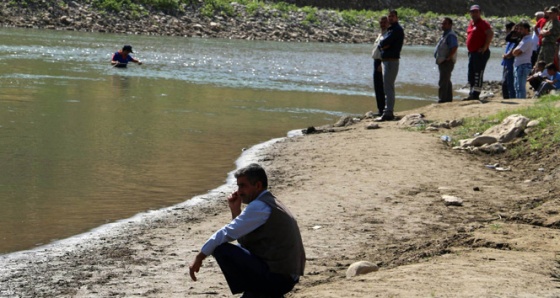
[346,261,379,278]
[334,115,355,127]
[459,135,498,147]
[397,113,425,127]
[483,114,530,143]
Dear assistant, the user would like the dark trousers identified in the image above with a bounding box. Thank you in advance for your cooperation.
[528,76,544,91]
[501,61,515,99]
[536,81,556,97]
[437,60,455,102]
[373,59,385,114]
[468,50,491,98]
[213,243,297,297]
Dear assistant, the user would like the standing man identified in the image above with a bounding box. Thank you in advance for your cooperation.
[371,16,389,116]
[465,5,494,101]
[538,7,560,67]
[532,11,545,67]
[189,163,305,298]
[434,17,458,103]
[502,22,520,99]
[512,22,535,98]
[111,45,142,68]
[376,9,404,121]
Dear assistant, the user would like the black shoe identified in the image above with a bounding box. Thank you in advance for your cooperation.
[374,113,395,122]
[461,96,479,101]
[437,99,452,103]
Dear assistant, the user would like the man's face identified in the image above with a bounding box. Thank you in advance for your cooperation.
[469,9,481,21]
[440,19,451,31]
[379,18,389,30]
[388,13,397,24]
[236,176,262,204]
[517,25,528,36]
[547,68,556,76]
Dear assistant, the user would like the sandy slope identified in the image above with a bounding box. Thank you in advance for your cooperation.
[1,97,559,298]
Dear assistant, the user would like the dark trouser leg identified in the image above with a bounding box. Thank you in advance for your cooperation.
[502,62,515,99]
[529,76,543,90]
[468,50,490,99]
[438,60,454,102]
[536,81,555,97]
[212,243,296,296]
[373,59,385,114]
[501,66,509,99]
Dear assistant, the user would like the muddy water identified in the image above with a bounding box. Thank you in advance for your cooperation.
[0,28,503,254]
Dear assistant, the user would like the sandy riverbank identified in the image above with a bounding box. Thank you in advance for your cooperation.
[1,96,560,297]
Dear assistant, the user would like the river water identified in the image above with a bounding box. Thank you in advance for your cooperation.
[0,27,504,254]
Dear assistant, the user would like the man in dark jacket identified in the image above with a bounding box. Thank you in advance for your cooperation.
[189,163,305,298]
[376,9,404,121]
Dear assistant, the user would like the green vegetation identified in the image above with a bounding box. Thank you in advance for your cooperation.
[450,95,560,158]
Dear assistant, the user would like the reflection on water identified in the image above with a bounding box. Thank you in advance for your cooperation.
[0,28,503,254]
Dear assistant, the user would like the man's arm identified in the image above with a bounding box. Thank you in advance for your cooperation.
[445,34,459,61]
[447,46,458,60]
[189,252,206,281]
[228,191,242,219]
[481,28,494,52]
[110,53,119,65]
[188,194,271,281]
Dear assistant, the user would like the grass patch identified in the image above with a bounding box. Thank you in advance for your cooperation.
[449,95,560,158]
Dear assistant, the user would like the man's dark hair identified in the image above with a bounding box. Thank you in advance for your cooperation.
[444,17,453,25]
[234,163,268,189]
[537,60,547,67]
[389,10,398,17]
[517,21,531,31]
[505,22,515,30]
[546,63,557,71]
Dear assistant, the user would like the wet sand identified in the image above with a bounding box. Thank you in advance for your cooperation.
[1,97,560,297]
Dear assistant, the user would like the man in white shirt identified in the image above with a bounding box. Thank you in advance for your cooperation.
[513,21,535,98]
[189,163,305,298]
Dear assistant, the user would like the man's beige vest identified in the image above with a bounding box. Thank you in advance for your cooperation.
[238,192,305,276]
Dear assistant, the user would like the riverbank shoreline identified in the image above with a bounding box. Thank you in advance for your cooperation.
[2,95,559,297]
[0,1,515,47]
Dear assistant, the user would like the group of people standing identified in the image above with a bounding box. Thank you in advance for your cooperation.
[372,4,560,117]
[503,6,560,99]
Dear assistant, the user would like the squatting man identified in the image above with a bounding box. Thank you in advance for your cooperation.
[189,163,306,298]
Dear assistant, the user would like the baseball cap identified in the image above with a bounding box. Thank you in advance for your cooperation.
[122,45,133,53]
[469,5,481,11]
[547,7,559,13]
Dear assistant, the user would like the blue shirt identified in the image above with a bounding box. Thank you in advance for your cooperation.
[201,190,272,256]
[502,31,519,67]
[443,29,459,49]
[548,72,560,89]
[112,51,135,67]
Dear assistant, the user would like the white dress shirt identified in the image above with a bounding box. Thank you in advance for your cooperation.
[201,190,272,256]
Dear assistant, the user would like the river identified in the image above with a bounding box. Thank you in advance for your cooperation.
[0,27,504,254]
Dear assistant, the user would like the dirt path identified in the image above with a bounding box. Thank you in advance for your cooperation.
[1,98,559,297]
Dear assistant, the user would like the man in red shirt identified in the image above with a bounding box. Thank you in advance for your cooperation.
[464,5,494,100]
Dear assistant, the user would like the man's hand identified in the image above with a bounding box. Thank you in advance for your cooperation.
[189,252,206,281]
[227,191,242,219]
